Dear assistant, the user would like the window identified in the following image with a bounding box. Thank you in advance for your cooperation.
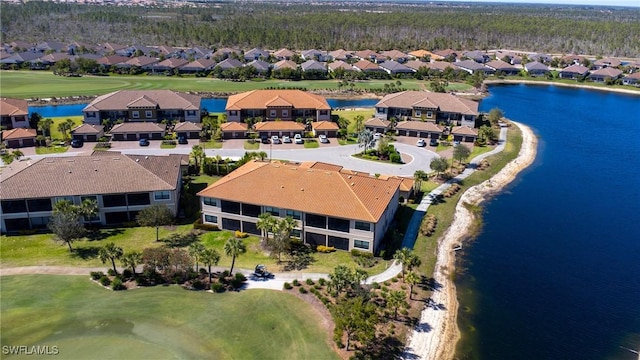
[328,236,349,251]
[203,197,217,206]
[241,204,261,217]
[1,200,27,214]
[27,198,52,212]
[286,209,301,220]
[427,111,433,118]
[187,110,196,116]
[305,214,326,228]
[221,200,241,214]
[132,111,140,118]
[415,110,421,116]
[264,206,280,217]
[282,110,289,117]
[86,112,96,118]
[102,195,126,208]
[354,221,371,231]
[229,111,238,116]
[328,217,350,232]
[128,193,150,205]
[204,215,218,223]
[319,110,328,115]
[154,191,170,201]
[270,110,277,117]
[55,196,74,205]
[145,110,153,118]
[30,216,51,228]
[291,229,301,238]
[222,218,241,231]
[354,240,370,250]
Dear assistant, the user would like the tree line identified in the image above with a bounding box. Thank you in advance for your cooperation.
[1,2,639,57]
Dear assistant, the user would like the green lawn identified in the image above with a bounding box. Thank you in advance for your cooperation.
[244,140,260,150]
[44,116,83,141]
[0,71,473,99]
[202,140,223,149]
[0,275,338,360]
[35,145,68,154]
[303,139,319,148]
[160,143,176,149]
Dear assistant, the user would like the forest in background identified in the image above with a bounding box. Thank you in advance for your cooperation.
[1,1,639,57]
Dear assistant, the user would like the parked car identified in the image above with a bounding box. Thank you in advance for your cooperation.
[139,138,150,146]
[271,135,280,144]
[430,138,439,146]
[70,139,84,148]
[178,136,188,144]
[416,138,426,147]
[294,134,304,144]
[282,135,291,143]
[261,136,270,144]
[319,134,329,143]
[373,132,382,140]
[453,140,461,145]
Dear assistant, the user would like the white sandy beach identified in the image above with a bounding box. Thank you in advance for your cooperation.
[403,121,538,360]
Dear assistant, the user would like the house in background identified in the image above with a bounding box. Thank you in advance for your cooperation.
[559,64,590,80]
[395,121,443,139]
[254,121,306,138]
[108,122,165,141]
[622,72,640,86]
[2,128,37,148]
[311,121,339,137]
[225,90,331,123]
[375,91,479,127]
[364,118,392,134]
[379,60,415,76]
[589,67,622,83]
[220,122,248,139]
[524,61,550,77]
[181,58,216,73]
[0,98,29,129]
[0,153,185,233]
[71,124,105,142]
[455,60,494,75]
[451,125,479,143]
[82,90,201,124]
[197,160,402,253]
[273,48,295,60]
[352,59,384,73]
[174,121,202,139]
[485,59,520,76]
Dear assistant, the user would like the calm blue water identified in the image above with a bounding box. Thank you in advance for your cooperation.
[456,84,640,359]
[28,98,380,118]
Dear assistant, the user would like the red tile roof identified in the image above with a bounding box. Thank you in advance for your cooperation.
[2,128,36,140]
[226,90,330,111]
[0,98,28,117]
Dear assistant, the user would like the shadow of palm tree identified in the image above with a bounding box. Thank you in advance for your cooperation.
[85,228,125,242]
[71,246,100,260]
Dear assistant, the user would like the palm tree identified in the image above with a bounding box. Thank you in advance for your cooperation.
[393,248,421,281]
[11,150,24,161]
[256,213,276,243]
[357,129,375,153]
[190,145,205,174]
[385,290,406,320]
[188,242,206,272]
[98,242,124,274]
[38,118,54,138]
[57,122,70,140]
[201,248,221,284]
[224,237,246,275]
[405,272,420,300]
[80,198,98,225]
[121,251,143,276]
[213,155,222,175]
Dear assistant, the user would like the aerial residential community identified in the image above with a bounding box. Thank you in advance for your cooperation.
[1,1,639,360]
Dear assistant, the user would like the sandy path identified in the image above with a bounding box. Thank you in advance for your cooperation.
[403,121,538,360]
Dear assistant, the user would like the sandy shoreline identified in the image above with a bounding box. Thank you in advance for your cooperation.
[404,121,538,360]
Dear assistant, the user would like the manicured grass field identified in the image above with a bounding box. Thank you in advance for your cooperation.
[0,70,472,99]
[0,275,338,360]
[35,145,68,154]
[47,116,83,141]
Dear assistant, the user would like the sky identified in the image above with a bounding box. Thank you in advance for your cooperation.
[438,0,640,7]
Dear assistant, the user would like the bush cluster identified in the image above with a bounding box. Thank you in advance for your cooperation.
[90,271,105,280]
[94,142,111,149]
[112,277,127,291]
[443,183,461,197]
[99,276,111,286]
[283,282,293,290]
[193,218,220,231]
[316,245,336,253]
[420,214,438,236]
[234,230,248,238]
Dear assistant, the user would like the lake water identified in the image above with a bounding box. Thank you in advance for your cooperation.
[28,98,380,118]
[456,84,640,359]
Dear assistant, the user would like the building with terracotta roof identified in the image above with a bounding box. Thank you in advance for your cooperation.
[2,128,37,148]
[589,67,622,83]
[220,122,248,139]
[311,121,339,137]
[225,90,331,123]
[451,125,479,143]
[0,153,185,233]
[364,118,392,134]
[71,124,105,142]
[0,97,29,129]
[254,121,306,138]
[559,64,590,80]
[197,160,402,252]
[82,90,201,125]
[375,91,478,127]
[395,121,443,139]
[108,122,166,141]
[174,122,202,139]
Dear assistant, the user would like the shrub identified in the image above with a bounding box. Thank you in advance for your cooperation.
[384,281,391,286]
[122,269,133,280]
[111,277,126,291]
[318,278,326,286]
[94,142,111,149]
[221,270,230,278]
[211,283,225,293]
[283,282,293,290]
[298,287,308,294]
[193,218,220,231]
[351,249,374,258]
[90,271,104,280]
[107,268,117,277]
[316,245,336,253]
[234,230,248,238]
[314,284,321,290]
[305,278,314,286]
[292,279,301,286]
[192,279,206,290]
[161,140,177,145]
[389,152,402,163]
[372,282,380,289]
[99,276,111,286]
[235,272,247,282]
[230,278,245,289]
[391,277,398,283]
[199,268,208,275]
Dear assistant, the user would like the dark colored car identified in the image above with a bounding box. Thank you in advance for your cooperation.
[139,138,150,146]
[261,136,270,144]
[178,136,188,144]
[70,139,84,148]
[429,138,439,146]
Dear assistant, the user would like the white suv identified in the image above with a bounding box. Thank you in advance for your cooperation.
[294,134,304,144]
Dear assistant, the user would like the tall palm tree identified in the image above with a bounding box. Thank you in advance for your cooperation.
[38,118,54,138]
[80,198,98,225]
[188,242,206,272]
[201,248,221,284]
[224,237,246,275]
[190,145,205,174]
[393,248,421,281]
[405,271,420,300]
[121,251,142,276]
[256,213,276,243]
[213,155,222,175]
[11,150,24,160]
[98,242,124,274]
